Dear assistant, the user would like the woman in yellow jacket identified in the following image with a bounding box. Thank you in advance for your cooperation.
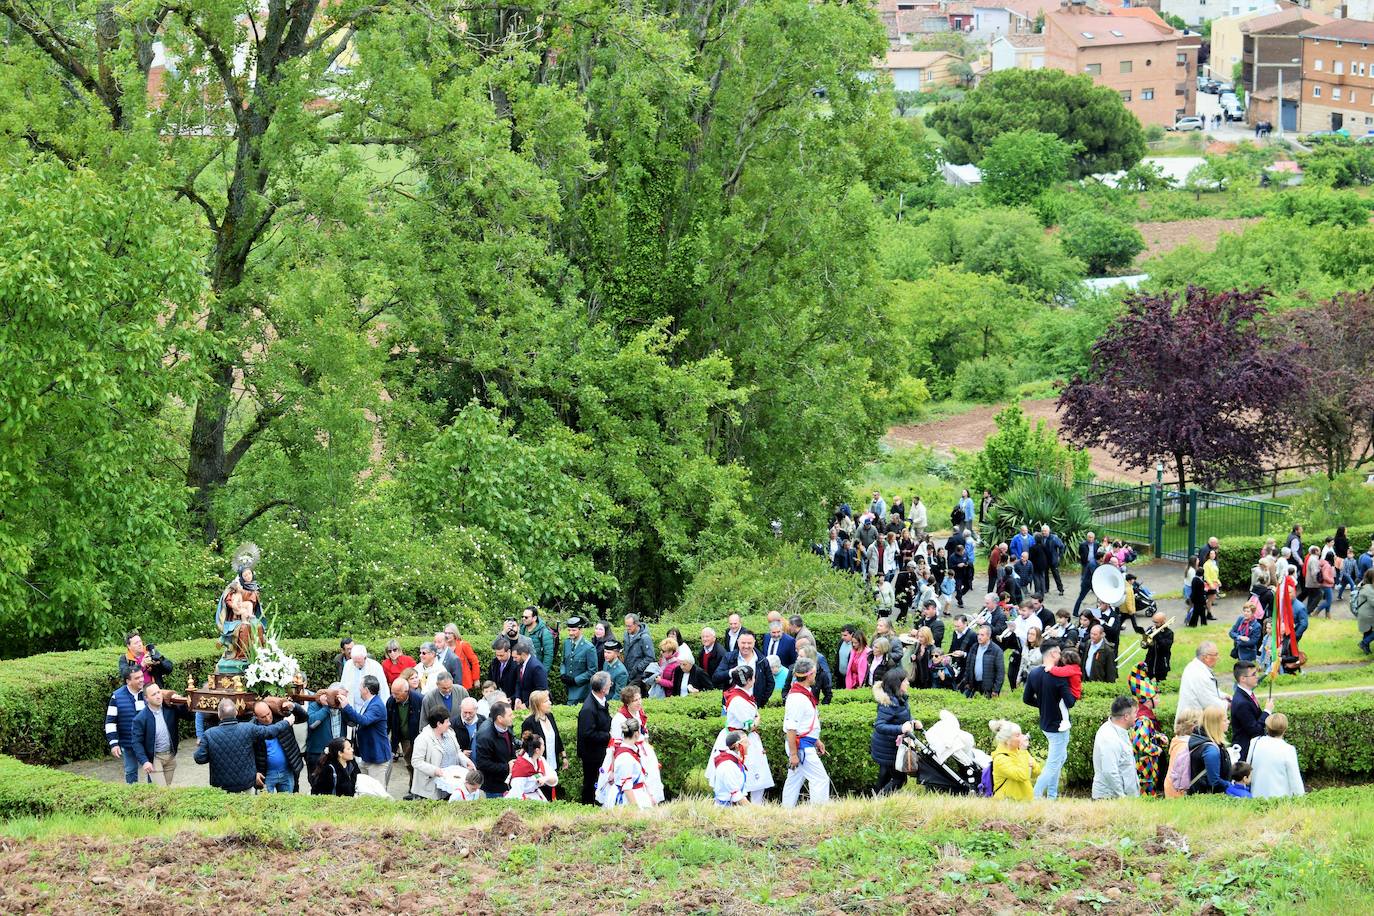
[988,719,1042,800]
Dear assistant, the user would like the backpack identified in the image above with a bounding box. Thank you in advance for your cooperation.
[1164,736,1195,796]
[979,762,995,797]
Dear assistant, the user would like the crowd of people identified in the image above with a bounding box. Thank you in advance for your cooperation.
[102,490,1354,807]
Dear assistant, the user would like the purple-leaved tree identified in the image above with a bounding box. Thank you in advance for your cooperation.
[1057,287,1303,524]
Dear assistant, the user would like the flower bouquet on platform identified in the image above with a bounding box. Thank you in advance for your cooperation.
[244,628,302,699]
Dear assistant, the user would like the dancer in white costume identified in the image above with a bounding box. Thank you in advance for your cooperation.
[599,685,664,804]
[709,731,750,805]
[601,717,652,809]
[782,657,830,807]
[706,665,774,803]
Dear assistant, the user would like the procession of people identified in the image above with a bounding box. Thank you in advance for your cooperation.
[102,492,1341,807]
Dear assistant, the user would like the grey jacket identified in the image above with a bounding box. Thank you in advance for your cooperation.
[622,626,654,685]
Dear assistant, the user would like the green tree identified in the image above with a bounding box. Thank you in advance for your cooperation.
[1059,210,1145,275]
[929,69,1146,176]
[979,129,1076,207]
[0,163,210,650]
[964,405,1091,497]
[920,207,1086,299]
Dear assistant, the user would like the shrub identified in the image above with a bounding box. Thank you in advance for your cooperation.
[987,477,1092,551]
[960,404,1091,497]
[952,358,1011,403]
[881,375,933,423]
[1059,210,1145,275]
[1269,188,1372,228]
[675,549,870,634]
[1285,473,1374,533]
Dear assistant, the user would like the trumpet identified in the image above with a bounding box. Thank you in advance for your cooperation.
[1118,617,1175,667]
[1042,623,1066,641]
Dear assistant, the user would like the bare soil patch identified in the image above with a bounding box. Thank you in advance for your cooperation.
[886,398,1146,482]
[1134,217,1260,263]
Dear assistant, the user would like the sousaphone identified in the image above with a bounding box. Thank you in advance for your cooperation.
[1091,564,1126,606]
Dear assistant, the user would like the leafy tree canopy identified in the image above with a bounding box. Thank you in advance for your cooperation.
[979,129,1077,207]
[928,69,1146,177]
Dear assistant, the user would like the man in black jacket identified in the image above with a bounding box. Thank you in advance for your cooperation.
[195,698,296,793]
[386,677,423,796]
[962,625,1005,698]
[711,632,774,707]
[576,672,613,805]
[473,700,518,797]
[1022,643,1077,798]
[454,696,485,762]
[919,600,945,649]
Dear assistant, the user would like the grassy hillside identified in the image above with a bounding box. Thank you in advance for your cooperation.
[2,786,1371,914]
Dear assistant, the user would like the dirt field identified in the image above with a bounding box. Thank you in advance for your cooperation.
[1134,217,1260,263]
[886,398,1146,482]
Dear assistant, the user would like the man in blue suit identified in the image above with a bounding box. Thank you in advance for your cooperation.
[130,682,191,785]
[512,637,549,710]
[711,631,774,707]
[194,698,296,793]
[761,619,797,672]
[340,674,391,786]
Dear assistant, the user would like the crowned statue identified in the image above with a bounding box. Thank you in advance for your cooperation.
[215,544,267,676]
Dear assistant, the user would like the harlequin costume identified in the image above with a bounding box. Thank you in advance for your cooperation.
[1128,664,1168,796]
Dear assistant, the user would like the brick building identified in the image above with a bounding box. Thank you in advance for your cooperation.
[1297,18,1374,134]
[1043,2,1198,126]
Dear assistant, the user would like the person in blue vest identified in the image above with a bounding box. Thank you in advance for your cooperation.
[560,615,599,705]
[339,675,391,787]
[105,667,146,784]
[305,681,347,775]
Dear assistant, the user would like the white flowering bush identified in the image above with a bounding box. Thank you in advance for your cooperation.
[244,631,302,696]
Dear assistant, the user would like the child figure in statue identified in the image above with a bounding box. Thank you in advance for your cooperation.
[216,586,266,676]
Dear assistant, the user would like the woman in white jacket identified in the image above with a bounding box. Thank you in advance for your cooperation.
[411,709,472,799]
[1248,713,1305,798]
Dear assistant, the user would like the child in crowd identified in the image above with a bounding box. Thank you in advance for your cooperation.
[1226,761,1254,798]
[450,768,485,802]
[1049,647,1083,700]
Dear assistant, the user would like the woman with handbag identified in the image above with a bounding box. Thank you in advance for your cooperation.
[871,668,917,796]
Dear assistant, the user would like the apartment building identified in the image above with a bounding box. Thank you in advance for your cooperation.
[1297,18,1374,133]
[1044,2,1198,125]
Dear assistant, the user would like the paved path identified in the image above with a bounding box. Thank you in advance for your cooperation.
[60,720,412,799]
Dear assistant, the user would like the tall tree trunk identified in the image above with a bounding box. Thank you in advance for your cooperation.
[1175,452,1188,528]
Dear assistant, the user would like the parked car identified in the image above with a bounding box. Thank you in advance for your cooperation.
[1197,78,1222,94]
[1221,101,1245,122]
[1168,116,1205,132]
[1307,128,1352,142]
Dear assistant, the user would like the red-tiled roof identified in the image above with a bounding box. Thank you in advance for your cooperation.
[1299,19,1374,42]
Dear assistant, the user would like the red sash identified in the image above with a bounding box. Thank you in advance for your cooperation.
[510,755,538,779]
[788,683,817,708]
[613,744,642,765]
[723,687,756,710]
[713,750,744,771]
[619,704,648,733]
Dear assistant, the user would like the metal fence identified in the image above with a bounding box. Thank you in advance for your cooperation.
[1009,467,1290,561]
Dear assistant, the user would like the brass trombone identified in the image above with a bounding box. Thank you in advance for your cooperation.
[1117,616,1175,668]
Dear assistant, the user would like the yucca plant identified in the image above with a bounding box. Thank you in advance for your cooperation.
[988,477,1092,552]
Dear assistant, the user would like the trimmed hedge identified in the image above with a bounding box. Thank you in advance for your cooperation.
[1215,524,1374,590]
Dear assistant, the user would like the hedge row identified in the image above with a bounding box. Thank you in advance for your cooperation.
[546,688,1374,801]
[1215,524,1374,591]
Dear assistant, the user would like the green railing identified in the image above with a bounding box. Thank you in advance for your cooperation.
[1009,467,1289,561]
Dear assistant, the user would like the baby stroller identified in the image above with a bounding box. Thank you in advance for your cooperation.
[898,710,989,795]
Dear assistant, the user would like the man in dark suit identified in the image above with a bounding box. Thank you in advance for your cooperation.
[130,682,191,785]
[576,671,613,805]
[696,627,726,680]
[1073,532,1100,616]
[1231,662,1271,760]
[1136,611,1175,682]
[962,625,1005,698]
[761,621,796,671]
[512,637,549,709]
[194,698,296,793]
[486,636,518,699]
[918,601,945,649]
[711,632,774,707]
[474,700,518,797]
[1082,626,1117,683]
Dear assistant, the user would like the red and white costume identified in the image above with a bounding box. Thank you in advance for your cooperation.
[706,686,773,802]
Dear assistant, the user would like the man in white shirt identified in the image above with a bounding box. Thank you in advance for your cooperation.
[1175,642,1228,728]
[724,614,744,654]
[781,658,829,807]
[340,644,386,709]
[415,642,446,694]
[1091,696,1140,799]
